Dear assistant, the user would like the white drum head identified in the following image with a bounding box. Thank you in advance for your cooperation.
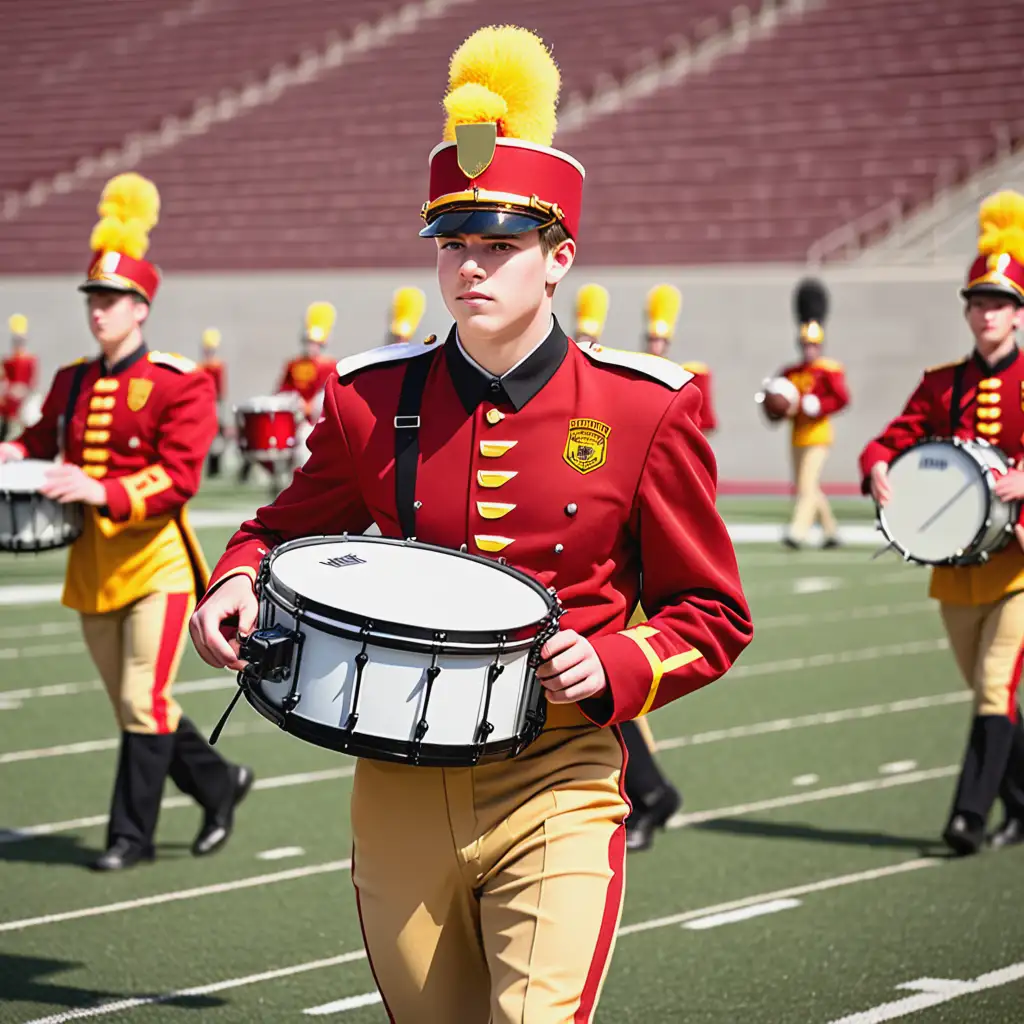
[269,538,552,635]
[0,459,54,493]
[883,442,988,562]
[237,394,299,414]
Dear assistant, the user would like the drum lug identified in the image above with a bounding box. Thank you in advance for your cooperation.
[341,621,373,734]
[411,632,445,766]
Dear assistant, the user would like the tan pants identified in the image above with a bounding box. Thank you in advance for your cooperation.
[351,725,628,1023]
[80,591,195,734]
[789,444,838,542]
[940,592,1024,718]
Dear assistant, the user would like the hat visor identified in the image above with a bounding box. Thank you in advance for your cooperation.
[419,208,548,238]
[960,282,1024,305]
[78,278,146,298]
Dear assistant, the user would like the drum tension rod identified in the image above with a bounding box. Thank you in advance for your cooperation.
[411,632,446,765]
[474,635,506,751]
[342,621,373,734]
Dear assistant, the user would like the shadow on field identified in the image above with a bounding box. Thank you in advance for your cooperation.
[0,954,224,1012]
[0,833,99,867]
[693,817,939,852]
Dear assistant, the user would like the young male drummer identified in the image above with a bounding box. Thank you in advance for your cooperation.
[191,26,752,1023]
[775,279,849,548]
[860,190,1024,856]
[387,286,426,344]
[643,284,717,434]
[0,173,253,872]
[1,314,38,441]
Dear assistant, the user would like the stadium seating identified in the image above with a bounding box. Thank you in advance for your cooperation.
[1,0,1020,270]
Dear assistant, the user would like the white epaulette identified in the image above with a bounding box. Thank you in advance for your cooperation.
[148,351,197,373]
[580,344,693,390]
[336,334,444,380]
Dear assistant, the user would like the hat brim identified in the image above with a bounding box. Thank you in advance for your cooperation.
[419,208,548,238]
[78,279,147,299]
[960,282,1024,305]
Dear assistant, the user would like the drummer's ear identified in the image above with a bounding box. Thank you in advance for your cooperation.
[132,297,150,326]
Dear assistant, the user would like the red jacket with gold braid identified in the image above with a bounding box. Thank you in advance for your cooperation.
[12,345,216,613]
[203,322,753,727]
[778,357,850,447]
[278,355,336,411]
[1,351,37,418]
[859,347,1024,606]
[681,361,717,433]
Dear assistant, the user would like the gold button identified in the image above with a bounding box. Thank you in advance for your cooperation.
[978,378,1002,390]
[83,465,107,478]
[485,408,505,425]
[83,430,110,443]
[977,393,1000,405]
[92,378,119,393]
[82,448,110,462]
[86,413,113,427]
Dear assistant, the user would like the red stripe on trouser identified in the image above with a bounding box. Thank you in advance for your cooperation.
[351,848,396,1024]
[1007,642,1024,724]
[151,593,190,734]
[575,728,629,1023]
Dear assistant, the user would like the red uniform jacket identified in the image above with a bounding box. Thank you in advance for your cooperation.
[1,351,37,418]
[859,346,1024,605]
[13,344,217,613]
[681,361,717,433]
[200,358,225,401]
[278,354,335,412]
[778,357,849,447]
[204,321,753,726]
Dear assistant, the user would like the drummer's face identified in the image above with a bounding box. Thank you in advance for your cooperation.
[435,231,574,337]
[86,292,147,346]
[966,295,1023,350]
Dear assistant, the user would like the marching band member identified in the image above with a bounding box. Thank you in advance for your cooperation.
[278,300,337,416]
[191,27,752,1022]
[775,279,849,548]
[0,174,252,872]
[860,191,1024,856]
[574,282,609,347]
[1,314,38,441]
[198,328,227,478]
[388,286,427,344]
[644,284,717,433]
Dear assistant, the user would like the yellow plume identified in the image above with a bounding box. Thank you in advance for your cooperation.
[646,284,682,339]
[202,328,221,348]
[443,25,560,146]
[391,287,426,339]
[576,284,609,337]
[977,190,1024,264]
[8,314,28,336]
[88,173,161,260]
[305,301,336,343]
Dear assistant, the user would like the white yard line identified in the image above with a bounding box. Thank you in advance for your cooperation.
[0,674,232,702]
[0,767,355,845]
[682,897,802,930]
[304,993,384,1016]
[826,962,1024,1023]
[0,641,84,660]
[755,600,933,629]
[257,846,306,861]
[0,621,78,641]
[16,856,944,1023]
[0,766,956,935]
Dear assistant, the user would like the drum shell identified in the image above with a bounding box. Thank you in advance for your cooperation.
[234,399,298,463]
[0,489,83,552]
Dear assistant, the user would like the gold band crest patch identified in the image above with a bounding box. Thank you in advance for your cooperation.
[563,418,610,475]
[127,378,154,412]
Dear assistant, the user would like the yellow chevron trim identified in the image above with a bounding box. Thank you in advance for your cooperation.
[477,470,517,488]
[480,440,518,458]
[476,501,516,520]
[92,378,119,393]
[475,535,515,552]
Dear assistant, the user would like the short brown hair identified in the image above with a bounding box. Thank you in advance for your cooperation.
[539,220,571,255]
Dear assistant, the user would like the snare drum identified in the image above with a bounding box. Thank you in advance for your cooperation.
[0,459,84,553]
[229,535,561,767]
[878,437,1019,565]
[234,394,299,463]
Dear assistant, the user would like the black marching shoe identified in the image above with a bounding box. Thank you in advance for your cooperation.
[942,813,986,856]
[91,837,154,872]
[625,785,681,853]
[192,765,255,857]
[987,817,1024,850]
[782,536,801,550]
[822,536,842,549]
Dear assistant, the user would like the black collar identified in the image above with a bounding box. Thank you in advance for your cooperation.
[444,317,569,413]
[100,342,148,377]
[972,345,1019,376]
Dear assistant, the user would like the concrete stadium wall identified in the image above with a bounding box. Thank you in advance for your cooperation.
[0,262,986,486]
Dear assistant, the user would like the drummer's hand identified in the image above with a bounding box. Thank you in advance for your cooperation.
[0,442,25,464]
[40,464,106,505]
[994,468,1024,501]
[869,461,891,506]
[189,575,258,671]
[537,630,607,703]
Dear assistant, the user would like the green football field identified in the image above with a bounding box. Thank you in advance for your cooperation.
[0,486,1021,1023]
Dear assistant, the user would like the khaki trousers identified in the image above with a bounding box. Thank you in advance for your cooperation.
[351,725,628,1023]
[80,591,195,734]
[789,444,838,542]
[940,592,1024,718]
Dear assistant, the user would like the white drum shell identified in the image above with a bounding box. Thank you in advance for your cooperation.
[881,439,1015,564]
[0,460,84,552]
[256,605,535,747]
